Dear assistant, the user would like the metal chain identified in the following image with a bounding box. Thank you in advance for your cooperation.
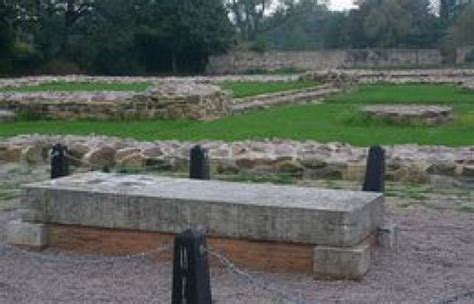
[207,247,308,304]
[0,242,174,265]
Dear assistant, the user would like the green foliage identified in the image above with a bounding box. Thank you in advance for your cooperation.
[220,80,317,98]
[225,0,272,41]
[0,81,151,93]
[451,4,474,47]
[249,0,442,50]
[0,0,235,76]
[1,85,473,146]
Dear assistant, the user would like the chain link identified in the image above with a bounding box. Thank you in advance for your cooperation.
[207,247,308,304]
[0,242,174,265]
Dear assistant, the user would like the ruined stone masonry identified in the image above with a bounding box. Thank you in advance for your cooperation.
[1,135,473,184]
[0,82,230,121]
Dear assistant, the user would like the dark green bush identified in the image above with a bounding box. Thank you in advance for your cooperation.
[465,50,474,63]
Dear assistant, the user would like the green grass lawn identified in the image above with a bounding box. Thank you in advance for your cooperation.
[220,80,317,98]
[0,81,151,92]
[1,84,473,146]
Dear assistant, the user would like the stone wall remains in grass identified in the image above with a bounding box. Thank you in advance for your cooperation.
[301,69,474,87]
[0,82,230,121]
[1,135,472,185]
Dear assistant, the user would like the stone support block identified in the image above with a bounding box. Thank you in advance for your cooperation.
[7,220,49,248]
[378,221,399,251]
[313,238,371,280]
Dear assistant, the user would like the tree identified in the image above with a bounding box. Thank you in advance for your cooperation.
[226,0,274,41]
[451,4,474,46]
[351,0,440,48]
[259,0,344,50]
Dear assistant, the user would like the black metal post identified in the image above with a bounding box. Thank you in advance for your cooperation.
[189,145,210,180]
[51,144,70,179]
[172,229,212,304]
[363,145,385,193]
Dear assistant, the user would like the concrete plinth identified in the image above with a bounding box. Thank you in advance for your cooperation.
[313,238,372,280]
[7,220,48,248]
[378,221,399,251]
[16,172,385,278]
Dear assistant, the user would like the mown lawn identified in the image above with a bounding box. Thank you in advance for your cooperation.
[219,80,317,98]
[1,84,473,146]
[0,81,151,92]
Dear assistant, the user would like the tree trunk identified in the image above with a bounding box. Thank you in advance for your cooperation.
[171,53,178,74]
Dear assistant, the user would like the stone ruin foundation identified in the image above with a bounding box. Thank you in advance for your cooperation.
[1,135,473,186]
[0,82,230,121]
[362,105,453,126]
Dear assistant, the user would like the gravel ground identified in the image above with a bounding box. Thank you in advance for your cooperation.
[0,163,473,304]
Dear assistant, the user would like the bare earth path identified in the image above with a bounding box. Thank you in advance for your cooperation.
[0,164,473,304]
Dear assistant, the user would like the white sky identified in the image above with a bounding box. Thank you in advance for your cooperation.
[329,0,357,11]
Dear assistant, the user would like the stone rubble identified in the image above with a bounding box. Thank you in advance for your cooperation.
[0,75,299,90]
[301,69,474,88]
[0,82,231,121]
[0,110,15,122]
[362,105,453,126]
[0,134,472,184]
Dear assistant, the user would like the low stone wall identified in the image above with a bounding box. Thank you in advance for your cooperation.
[301,69,474,87]
[208,49,443,74]
[1,135,472,184]
[0,75,299,89]
[0,82,230,121]
[362,105,453,126]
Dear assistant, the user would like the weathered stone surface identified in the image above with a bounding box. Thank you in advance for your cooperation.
[313,238,372,280]
[83,146,116,168]
[362,105,453,126]
[378,221,399,251]
[391,165,430,184]
[426,162,458,176]
[461,165,474,177]
[22,172,384,247]
[302,69,474,86]
[142,146,164,158]
[7,220,48,248]
[68,142,91,158]
[274,160,304,175]
[21,145,43,164]
[116,147,142,162]
[0,135,472,183]
[17,209,45,223]
[0,110,15,122]
[344,162,367,181]
[0,145,22,162]
[0,80,231,121]
[117,152,146,169]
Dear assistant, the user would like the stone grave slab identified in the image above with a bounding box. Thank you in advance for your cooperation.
[20,172,383,247]
[12,172,385,278]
